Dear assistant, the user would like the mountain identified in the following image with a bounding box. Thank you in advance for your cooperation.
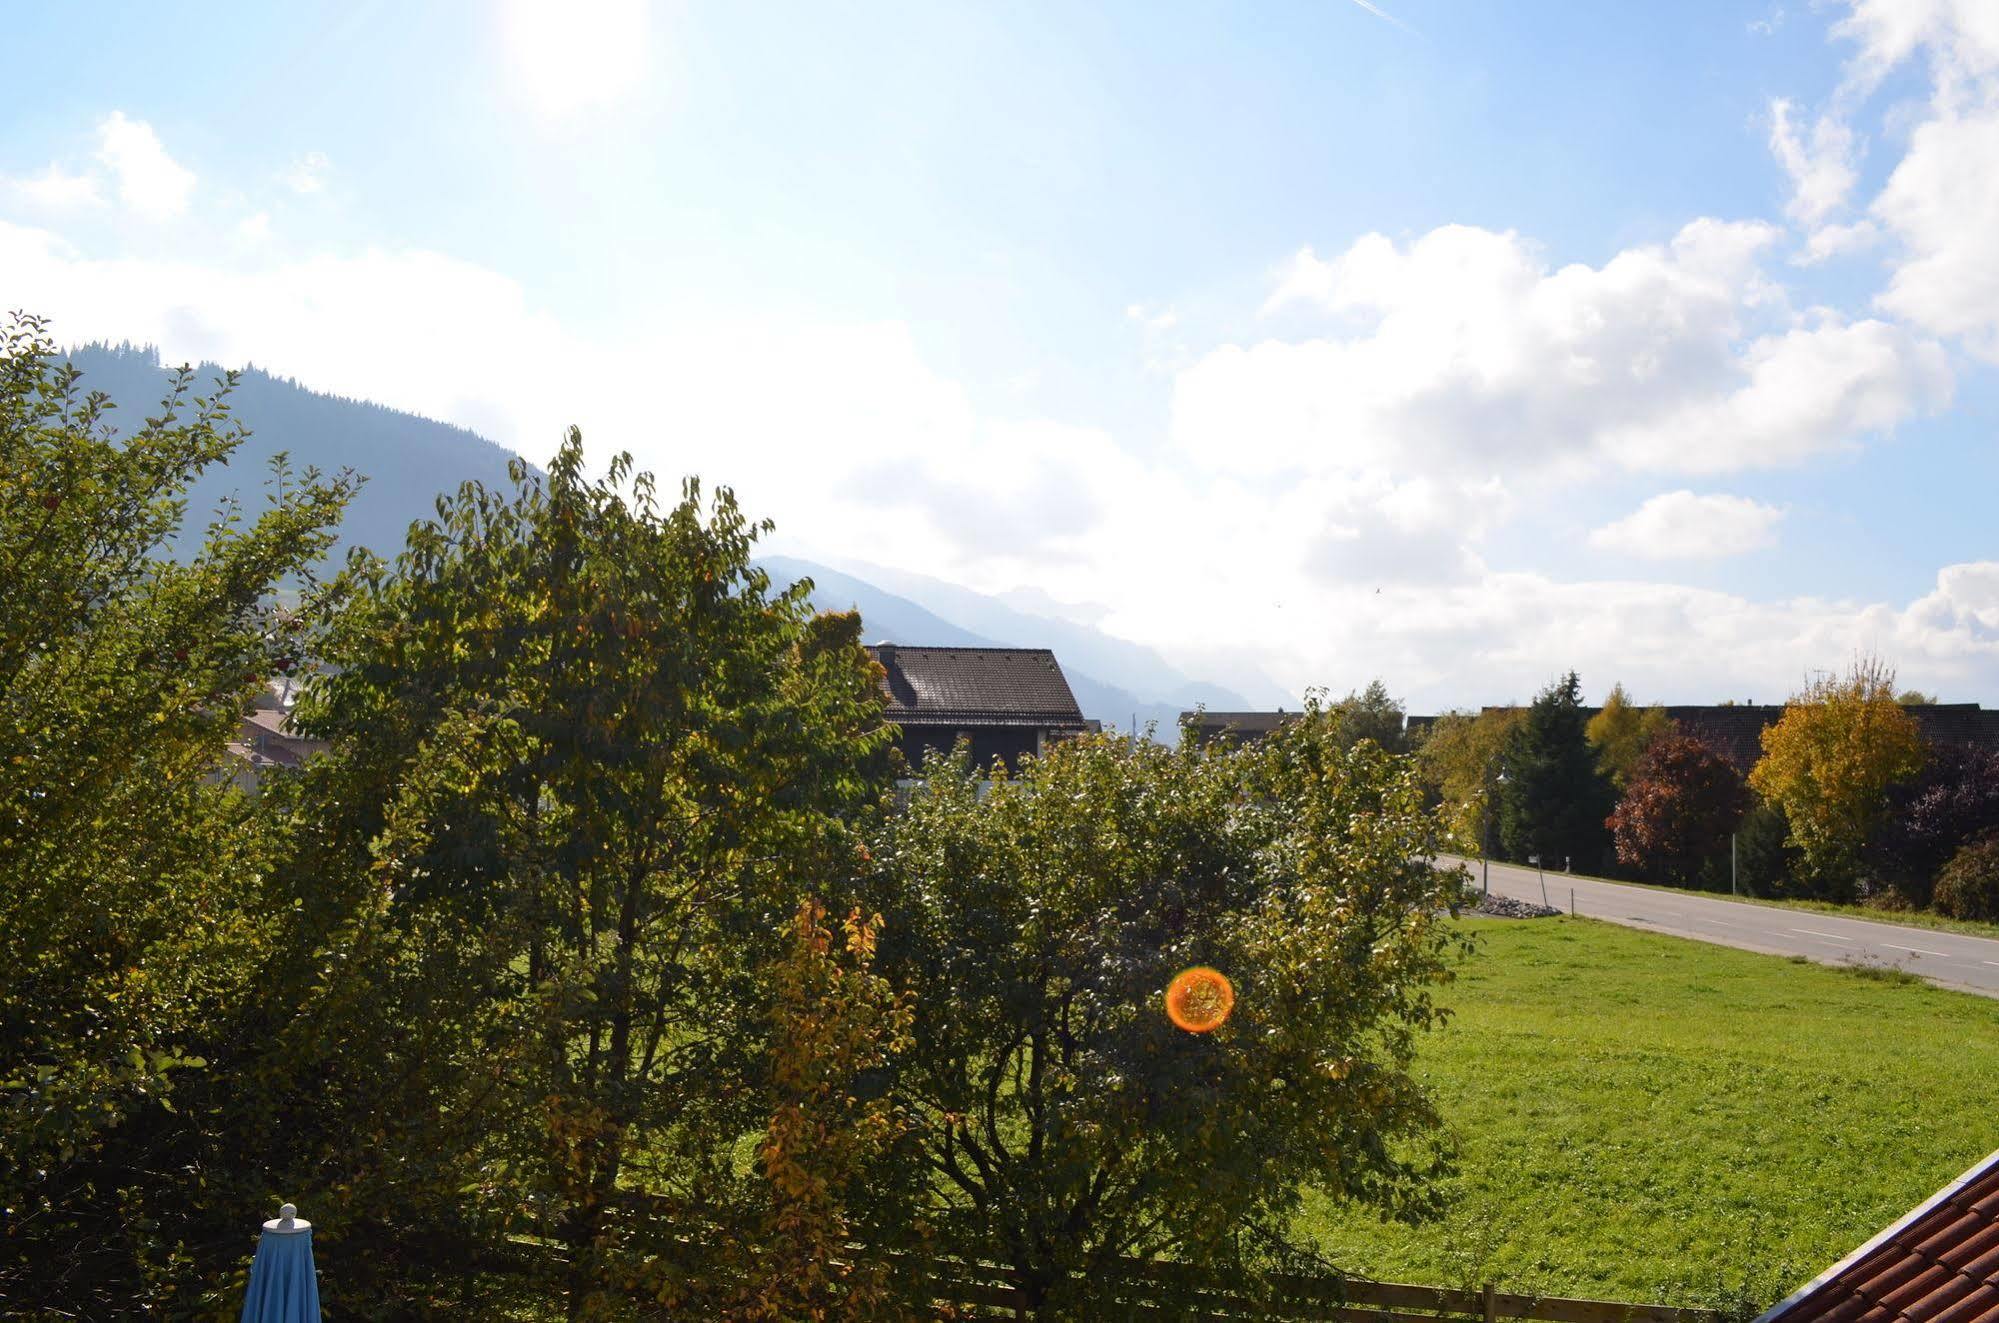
[67,343,1271,740]
[67,343,527,560]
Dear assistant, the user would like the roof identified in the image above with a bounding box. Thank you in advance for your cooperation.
[1179,710,1300,745]
[1757,1148,1999,1323]
[866,644,1089,730]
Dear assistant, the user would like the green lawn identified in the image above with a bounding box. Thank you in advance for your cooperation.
[1300,917,1999,1312]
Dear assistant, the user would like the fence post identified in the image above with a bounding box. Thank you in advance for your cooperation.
[1483,1282,1497,1323]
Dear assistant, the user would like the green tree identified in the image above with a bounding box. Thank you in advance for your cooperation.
[1748,657,1925,898]
[1498,673,1614,870]
[290,434,898,1317]
[1415,707,1524,855]
[1329,678,1408,754]
[0,314,354,1312]
[1585,682,1670,790]
[1606,728,1748,887]
[868,710,1466,1317]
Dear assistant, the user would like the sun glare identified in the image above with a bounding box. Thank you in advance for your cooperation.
[1165,966,1235,1034]
[501,0,651,119]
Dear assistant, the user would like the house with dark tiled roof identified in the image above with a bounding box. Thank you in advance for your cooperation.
[1179,710,1302,748]
[867,643,1096,775]
[1754,1147,1999,1323]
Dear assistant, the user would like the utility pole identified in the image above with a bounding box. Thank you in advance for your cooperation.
[1731,832,1738,896]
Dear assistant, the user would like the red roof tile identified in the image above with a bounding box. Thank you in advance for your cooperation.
[1763,1151,1999,1323]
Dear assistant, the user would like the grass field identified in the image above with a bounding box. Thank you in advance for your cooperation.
[1300,917,1999,1312]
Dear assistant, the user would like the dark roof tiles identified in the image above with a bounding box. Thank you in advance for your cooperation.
[1764,1150,1999,1323]
[865,644,1087,729]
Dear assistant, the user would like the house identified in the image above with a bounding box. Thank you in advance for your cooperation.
[216,682,326,791]
[1179,710,1301,748]
[1754,1146,1999,1323]
[866,643,1096,774]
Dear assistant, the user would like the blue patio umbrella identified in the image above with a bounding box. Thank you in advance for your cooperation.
[240,1203,320,1323]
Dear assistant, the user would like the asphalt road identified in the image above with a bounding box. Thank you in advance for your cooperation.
[1445,854,1999,998]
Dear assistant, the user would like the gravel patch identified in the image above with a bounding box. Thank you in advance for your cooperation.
[1470,893,1562,919]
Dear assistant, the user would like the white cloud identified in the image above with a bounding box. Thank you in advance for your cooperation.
[1588,491,1784,560]
[1788,2,1999,357]
[500,0,650,118]
[1768,97,1859,228]
[1125,303,1177,333]
[282,151,331,195]
[236,211,272,243]
[1176,219,1947,480]
[93,112,195,221]
[1869,105,1999,357]
[1316,564,1999,710]
[5,164,102,212]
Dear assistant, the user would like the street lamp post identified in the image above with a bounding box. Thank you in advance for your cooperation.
[1482,769,1508,898]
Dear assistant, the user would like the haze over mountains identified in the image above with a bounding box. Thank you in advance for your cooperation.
[69,344,1278,738]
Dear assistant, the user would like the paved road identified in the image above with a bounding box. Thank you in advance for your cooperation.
[1445,854,1999,998]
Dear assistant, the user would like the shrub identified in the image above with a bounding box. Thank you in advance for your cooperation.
[1933,835,1999,922]
[1864,744,1999,908]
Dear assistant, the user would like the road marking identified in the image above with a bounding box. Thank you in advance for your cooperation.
[1983,961,1999,969]
[1883,943,1950,958]
[1788,928,1853,943]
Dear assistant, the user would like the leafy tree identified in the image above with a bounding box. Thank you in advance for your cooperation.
[1732,797,1803,897]
[1933,835,1999,922]
[1606,729,1748,886]
[290,433,898,1317]
[1896,689,1939,705]
[867,713,1466,1317]
[1585,682,1670,790]
[1415,707,1523,855]
[1498,673,1614,871]
[1748,657,1925,899]
[1329,678,1408,754]
[0,314,354,1312]
[1863,744,1999,908]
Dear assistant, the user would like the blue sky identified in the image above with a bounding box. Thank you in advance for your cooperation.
[3,1,1997,707]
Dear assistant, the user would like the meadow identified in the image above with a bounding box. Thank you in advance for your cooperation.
[1301,917,1999,1310]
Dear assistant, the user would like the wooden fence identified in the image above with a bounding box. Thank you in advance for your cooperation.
[507,1210,1720,1323]
[892,1247,1720,1322]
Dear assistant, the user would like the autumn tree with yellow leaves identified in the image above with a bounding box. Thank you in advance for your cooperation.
[1748,656,1926,898]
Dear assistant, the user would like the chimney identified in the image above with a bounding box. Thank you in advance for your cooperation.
[875,641,896,669]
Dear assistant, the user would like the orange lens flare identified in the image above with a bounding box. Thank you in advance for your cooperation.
[1165,966,1235,1033]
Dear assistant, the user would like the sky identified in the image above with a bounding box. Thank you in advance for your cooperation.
[3,0,1997,710]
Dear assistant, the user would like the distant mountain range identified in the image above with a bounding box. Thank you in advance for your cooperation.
[69,343,1281,740]
[68,345,526,563]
